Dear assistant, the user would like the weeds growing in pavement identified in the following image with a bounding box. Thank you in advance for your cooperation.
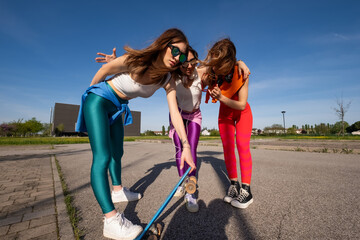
[55,157,83,239]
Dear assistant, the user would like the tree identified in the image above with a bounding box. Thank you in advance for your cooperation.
[346,121,360,133]
[333,96,351,136]
[314,123,329,135]
[209,128,220,136]
[0,123,16,137]
[330,121,349,135]
[162,125,166,136]
[287,126,297,135]
[23,118,44,136]
[143,130,156,136]
[41,123,52,136]
[9,119,24,136]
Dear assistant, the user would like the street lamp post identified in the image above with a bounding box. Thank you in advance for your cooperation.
[281,111,286,134]
[49,107,53,137]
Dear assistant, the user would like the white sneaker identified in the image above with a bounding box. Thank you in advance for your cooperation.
[184,193,199,213]
[174,186,185,197]
[112,187,141,203]
[103,212,142,240]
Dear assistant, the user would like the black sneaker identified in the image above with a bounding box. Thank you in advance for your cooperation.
[231,185,253,209]
[223,181,240,203]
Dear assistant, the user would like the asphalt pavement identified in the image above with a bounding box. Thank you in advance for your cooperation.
[1,141,359,239]
[56,141,360,239]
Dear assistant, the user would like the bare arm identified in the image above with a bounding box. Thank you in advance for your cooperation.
[209,78,249,110]
[90,55,128,86]
[237,60,251,79]
[164,78,196,172]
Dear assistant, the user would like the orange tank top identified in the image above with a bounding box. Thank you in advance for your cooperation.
[205,65,245,103]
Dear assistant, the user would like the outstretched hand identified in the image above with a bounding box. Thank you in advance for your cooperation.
[95,48,117,63]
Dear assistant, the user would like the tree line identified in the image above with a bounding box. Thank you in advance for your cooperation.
[0,118,51,137]
[263,121,360,136]
[1,117,359,137]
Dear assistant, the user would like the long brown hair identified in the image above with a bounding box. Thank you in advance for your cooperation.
[201,38,237,86]
[124,28,189,85]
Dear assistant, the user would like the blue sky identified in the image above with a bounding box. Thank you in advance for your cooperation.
[1,0,359,132]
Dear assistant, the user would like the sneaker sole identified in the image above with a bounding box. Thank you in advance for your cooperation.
[223,196,233,203]
[231,198,253,209]
[186,206,199,213]
[112,195,142,203]
[112,198,140,203]
[103,228,142,240]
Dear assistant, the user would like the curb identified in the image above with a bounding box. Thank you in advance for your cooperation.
[51,155,75,240]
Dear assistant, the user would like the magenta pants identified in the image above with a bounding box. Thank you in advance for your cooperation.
[170,110,201,177]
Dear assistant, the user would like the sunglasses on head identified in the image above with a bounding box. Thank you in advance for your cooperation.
[181,58,198,68]
[167,43,187,63]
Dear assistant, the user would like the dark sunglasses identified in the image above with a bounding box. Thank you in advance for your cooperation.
[210,68,233,87]
[217,72,233,87]
[181,58,198,68]
[167,43,187,63]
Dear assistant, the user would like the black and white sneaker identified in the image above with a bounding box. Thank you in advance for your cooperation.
[223,181,240,203]
[231,185,253,209]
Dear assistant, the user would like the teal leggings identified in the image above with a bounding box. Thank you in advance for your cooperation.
[83,92,124,214]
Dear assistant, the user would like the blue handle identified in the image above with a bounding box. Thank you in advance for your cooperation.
[135,167,192,240]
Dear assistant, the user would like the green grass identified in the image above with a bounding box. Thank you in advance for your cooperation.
[0,135,221,145]
[0,134,359,145]
[0,136,137,145]
[251,135,360,140]
[0,137,89,145]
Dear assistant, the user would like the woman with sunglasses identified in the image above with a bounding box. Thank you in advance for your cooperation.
[98,44,251,214]
[201,38,254,209]
[167,47,202,213]
[76,28,196,240]
[97,46,203,213]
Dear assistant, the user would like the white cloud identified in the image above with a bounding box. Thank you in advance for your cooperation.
[307,32,360,44]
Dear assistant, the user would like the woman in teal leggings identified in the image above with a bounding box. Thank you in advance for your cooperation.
[83,85,129,213]
[76,28,196,240]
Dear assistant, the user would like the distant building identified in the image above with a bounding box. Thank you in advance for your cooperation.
[263,129,286,134]
[153,131,168,136]
[52,103,79,135]
[201,129,210,136]
[52,102,141,136]
[252,128,262,135]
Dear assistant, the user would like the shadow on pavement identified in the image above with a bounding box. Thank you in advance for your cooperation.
[161,151,258,240]
[123,160,177,224]
[0,148,90,162]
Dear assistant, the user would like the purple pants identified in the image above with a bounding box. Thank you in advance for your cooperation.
[172,119,200,177]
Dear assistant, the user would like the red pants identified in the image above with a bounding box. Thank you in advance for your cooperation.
[218,101,253,184]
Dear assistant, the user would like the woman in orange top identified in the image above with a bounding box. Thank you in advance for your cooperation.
[201,38,253,209]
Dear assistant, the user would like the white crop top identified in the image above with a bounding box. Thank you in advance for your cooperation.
[109,72,171,99]
[175,69,202,112]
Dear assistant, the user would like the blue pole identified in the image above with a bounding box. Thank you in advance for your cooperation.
[135,167,192,240]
